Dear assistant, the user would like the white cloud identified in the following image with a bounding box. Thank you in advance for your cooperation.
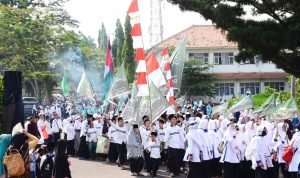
[65,0,211,48]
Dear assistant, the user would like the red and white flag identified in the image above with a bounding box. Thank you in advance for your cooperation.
[161,48,175,106]
[146,52,166,88]
[128,0,148,96]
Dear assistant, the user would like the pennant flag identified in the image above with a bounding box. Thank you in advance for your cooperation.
[170,37,187,90]
[212,102,229,115]
[228,95,254,113]
[103,38,114,100]
[135,82,170,123]
[77,69,95,99]
[272,97,299,120]
[253,93,276,117]
[146,52,167,88]
[60,70,69,97]
[121,84,141,122]
[108,63,130,100]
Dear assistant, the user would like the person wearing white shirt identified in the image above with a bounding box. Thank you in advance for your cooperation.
[110,117,128,169]
[37,114,45,139]
[62,117,69,140]
[51,113,62,144]
[66,118,76,156]
[107,116,118,163]
[288,124,300,178]
[74,116,82,155]
[149,132,161,178]
[93,117,103,137]
[140,118,151,175]
[86,120,97,159]
[44,116,53,144]
[157,119,167,164]
[78,114,93,160]
[164,115,186,177]
[220,122,241,178]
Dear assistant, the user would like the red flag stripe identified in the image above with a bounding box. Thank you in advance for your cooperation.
[136,72,147,84]
[161,48,169,57]
[131,23,142,36]
[146,52,160,74]
[135,48,145,60]
[128,0,138,13]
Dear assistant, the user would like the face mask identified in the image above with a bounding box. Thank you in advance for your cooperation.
[261,130,266,136]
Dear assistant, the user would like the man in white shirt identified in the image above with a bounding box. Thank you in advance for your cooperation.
[164,114,186,177]
[66,118,76,156]
[44,116,53,144]
[51,112,62,145]
[107,116,118,163]
[140,118,151,175]
[37,113,45,139]
[149,131,161,178]
[110,117,128,169]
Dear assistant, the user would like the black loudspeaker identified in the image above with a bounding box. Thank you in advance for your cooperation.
[3,71,23,133]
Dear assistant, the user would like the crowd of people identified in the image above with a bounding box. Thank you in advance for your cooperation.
[0,98,300,178]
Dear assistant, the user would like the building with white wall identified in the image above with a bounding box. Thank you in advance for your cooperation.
[154,25,289,103]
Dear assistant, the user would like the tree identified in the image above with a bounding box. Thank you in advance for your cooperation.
[167,0,300,77]
[98,22,108,51]
[180,58,215,97]
[112,18,124,67]
[0,1,78,102]
[122,15,135,83]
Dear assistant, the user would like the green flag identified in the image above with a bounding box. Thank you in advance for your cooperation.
[77,69,95,99]
[272,97,299,120]
[108,63,130,100]
[228,95,254,113]
[170,37,187,90]
[254,93,276,116]
[135,82,170,124]
[60,71,68,97]
[276,92,282,106]
[212,102,229,115]
[121,84,141,122]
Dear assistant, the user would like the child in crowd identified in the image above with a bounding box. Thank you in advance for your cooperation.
[149,131,161,178]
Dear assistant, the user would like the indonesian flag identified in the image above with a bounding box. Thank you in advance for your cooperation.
[146,52,166,88]
[161,48,175,106]
[128,0,148,96]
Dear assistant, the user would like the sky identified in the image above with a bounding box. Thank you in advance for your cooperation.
[64,0,211,49]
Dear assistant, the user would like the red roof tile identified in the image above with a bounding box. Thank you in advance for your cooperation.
[154,25,237,49]
[214,72,288,79]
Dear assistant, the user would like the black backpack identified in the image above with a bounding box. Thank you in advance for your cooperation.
[40,154,54,178]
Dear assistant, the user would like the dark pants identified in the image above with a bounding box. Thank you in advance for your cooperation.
[188,162,203,178]
[223,162,239,178]
[129,157,144,174]
[239,160,255,178]
[116,142,126,165]
[144,150,151,173]
[167,147,181,175]
[179,149,185,169]
[255,167,270,178]
[202,160,210,178]
[53,132,60,145]
[108,142,118,162]
[160,149,167,164]
[279,163,289,178]
[67,139,75,155]
[289,172,298,178]
[78,136,89,159]
[150,158,160,177]
[211,158,222,177]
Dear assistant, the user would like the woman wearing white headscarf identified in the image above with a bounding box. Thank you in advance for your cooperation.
[208,119,222,178]
[220,122,240,178]
[250,125,273,178]
[272,122,289,178]
[184,119,209,178]
[198,117,212,178]
[288,124,300,178]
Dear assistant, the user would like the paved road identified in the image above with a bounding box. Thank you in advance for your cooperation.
[70,158,186,178]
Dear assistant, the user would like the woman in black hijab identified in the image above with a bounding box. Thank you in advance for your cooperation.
[53,139,71,178]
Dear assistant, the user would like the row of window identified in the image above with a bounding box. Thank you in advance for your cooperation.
[215,82,285,96]
[189,52,264,65]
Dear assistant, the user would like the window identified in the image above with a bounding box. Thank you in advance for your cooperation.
[189,53,209,62]
[264,82,285,91]
[214,52,234,64]
[240,82,260,95]
[215,83,235,96]
[242,56,262,64]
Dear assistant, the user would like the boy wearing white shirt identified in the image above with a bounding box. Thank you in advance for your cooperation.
[149,131,161,178]
[107,116,118,163]
[140,118,151,175]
